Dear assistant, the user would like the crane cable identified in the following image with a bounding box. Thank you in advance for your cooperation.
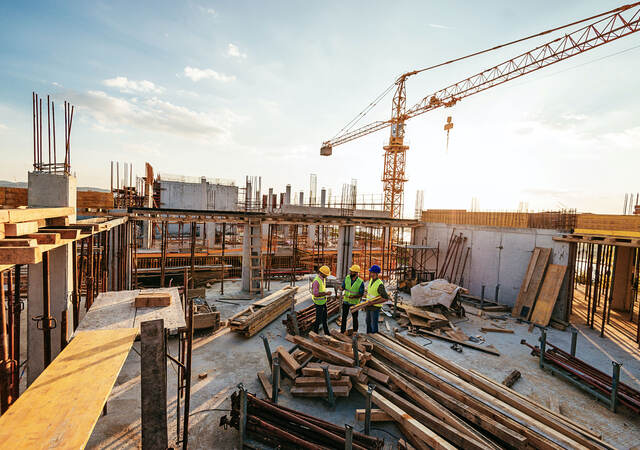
[331,2,640,141]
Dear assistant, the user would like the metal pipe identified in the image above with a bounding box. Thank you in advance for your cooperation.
[12,266,21,400]
[344,424,353,450]
[352,335,360,368]
[261,335,273,370]
[0,271,9,413]
[611,361,621,413]
[272,356,280,404]
[42,252,53,367]
[364,384,374,435]
[539,328,546,369]
[239,386,247,449]
[182,297,194,450]
[323,365,335,407]
[570,327,578,357]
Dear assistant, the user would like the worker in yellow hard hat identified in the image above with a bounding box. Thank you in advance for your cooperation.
[312,265,332,335]
[340,264,364,334]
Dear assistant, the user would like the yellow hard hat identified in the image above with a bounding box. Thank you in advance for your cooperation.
[349,264,361,273]
[319,265,331,276]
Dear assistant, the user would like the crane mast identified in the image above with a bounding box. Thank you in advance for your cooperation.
[321,2,640,219]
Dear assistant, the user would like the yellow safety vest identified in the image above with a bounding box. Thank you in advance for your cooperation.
[343,275,363,305]
[312,275,327,305]
[367,278,384,307]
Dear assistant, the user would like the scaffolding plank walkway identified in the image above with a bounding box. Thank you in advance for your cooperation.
[0,328,137,450]
[76,287,186,333]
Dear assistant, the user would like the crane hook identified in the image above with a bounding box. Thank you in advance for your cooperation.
[444,116,454,153]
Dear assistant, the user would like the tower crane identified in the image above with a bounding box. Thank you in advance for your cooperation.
[320,3,640,219]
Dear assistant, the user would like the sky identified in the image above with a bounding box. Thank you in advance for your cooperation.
[0,1,639,216]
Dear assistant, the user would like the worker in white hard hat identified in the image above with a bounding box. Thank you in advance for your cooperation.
[340,264,364,334]
[312,265,332,335]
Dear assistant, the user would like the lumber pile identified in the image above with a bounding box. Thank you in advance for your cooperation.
[229,286,299,337]
[220,390,384,449]
[355,331,613,450]
[0,187,28,207]
[77,190,114,210]
[282,295,340,335]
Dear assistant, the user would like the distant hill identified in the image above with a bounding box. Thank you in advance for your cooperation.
[0,179,109,192]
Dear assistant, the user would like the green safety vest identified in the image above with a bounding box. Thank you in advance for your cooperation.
[367,278,384,307]
[312,275,327,305]
[343,275,363,305]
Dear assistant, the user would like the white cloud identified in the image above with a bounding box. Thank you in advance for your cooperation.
[103,76,164,94]
[226,43,247,60]
[183,66,236,82]
[205,8,216,15]
[0,123,7,132]
[429,23,450,29]
[68,89,242,140]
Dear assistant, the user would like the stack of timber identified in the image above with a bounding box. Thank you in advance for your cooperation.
[77,190,114,210]
[0,187,28,207]
[282,295,340,335]
[356,331,613,450]
[0,207,75,264]
[220,390,384,449]
[523,339,640,414]
[229,286,299,337]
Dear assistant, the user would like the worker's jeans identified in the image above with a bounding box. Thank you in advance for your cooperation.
[340,302,359,333]
[313,303,329,335]
[365,307,380,334]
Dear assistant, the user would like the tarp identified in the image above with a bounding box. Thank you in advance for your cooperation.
[409,278,460,308]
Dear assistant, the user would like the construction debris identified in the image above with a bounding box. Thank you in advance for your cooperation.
[501,369,521,388]
[282,295,340,335]
[220,389,384,449]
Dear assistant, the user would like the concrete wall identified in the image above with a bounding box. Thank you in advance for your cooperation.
[280,204,390,218]
[414,223,570,315]
[159,179,238,211]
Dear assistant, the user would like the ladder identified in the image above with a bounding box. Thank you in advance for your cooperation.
[247,219,263,295]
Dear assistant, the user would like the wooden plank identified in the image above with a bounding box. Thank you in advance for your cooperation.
[0,246,42,264]
[290,385,351,397]
[354,383,456,450]
[306,362,362,378]
[140,319,168,449]
[0,239,36,247]
[276,346,301,378]
[529,264,567,327]
[4,221,39,237]
[355,408,393,422]
[41,228,81,239]
[257,371,273,400]
[0,328,137,449]
[5,207,74,224]
[513,247,551,319]
[301,367,342,379]
[26,233,60,245]
[481,327,514,334]
[294,376,352,387]
[135,292,171,308]
[291,335,354,366]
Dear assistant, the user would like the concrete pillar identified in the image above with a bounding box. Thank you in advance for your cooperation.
[142,180,153,249]
[299,192,304,206]
[307,225,316,248]
[268,188,274,212]
[337,226,355,280]
[285,185,291,205]
[611,246,634,311]
[27,172,76,385]
[320,189,327,208]
[242,222,262,292]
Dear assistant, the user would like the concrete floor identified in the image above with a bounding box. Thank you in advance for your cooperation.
[85,280,640,449]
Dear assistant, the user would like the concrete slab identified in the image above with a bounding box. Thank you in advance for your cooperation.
[85,283,640,449]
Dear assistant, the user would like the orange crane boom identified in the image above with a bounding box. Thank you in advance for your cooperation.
[321,3,640,219]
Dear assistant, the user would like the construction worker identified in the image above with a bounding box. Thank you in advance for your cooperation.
[312,265,332,335]
[340,264,364,334]
[365,265,389,334]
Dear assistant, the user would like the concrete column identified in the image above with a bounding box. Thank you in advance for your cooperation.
[307,225,316,248]
[320,189,327,208]
[27,172,76,385]
[142,181,153,249]
[242,222,262,292]
[299,192,304,206]
[337,226,355,280]
[285,185,291,205]
[611,246,634,311]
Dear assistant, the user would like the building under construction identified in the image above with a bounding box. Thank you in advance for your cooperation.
[1,3,640,450]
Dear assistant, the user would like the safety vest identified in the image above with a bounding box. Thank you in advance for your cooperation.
[343,275,363,305]
[366,278,384,307]
[312,275,327,305]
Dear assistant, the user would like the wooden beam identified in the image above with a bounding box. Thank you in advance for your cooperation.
[140,319,168,449]
[480,327,514,333]
[417,329,500,356]
[294,376,352,387]
[355,408,393,422]
[4,221,39,237]
[5,207,74,224]
[0,246,42,264]
[41,228,81,239]
[26,233,61,245]
[0,239,36,247]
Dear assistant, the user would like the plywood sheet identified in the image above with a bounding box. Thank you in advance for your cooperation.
[530,264,567,326]
[76,287,186,333]
[0,328,137,450]
[512,247,551,319]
